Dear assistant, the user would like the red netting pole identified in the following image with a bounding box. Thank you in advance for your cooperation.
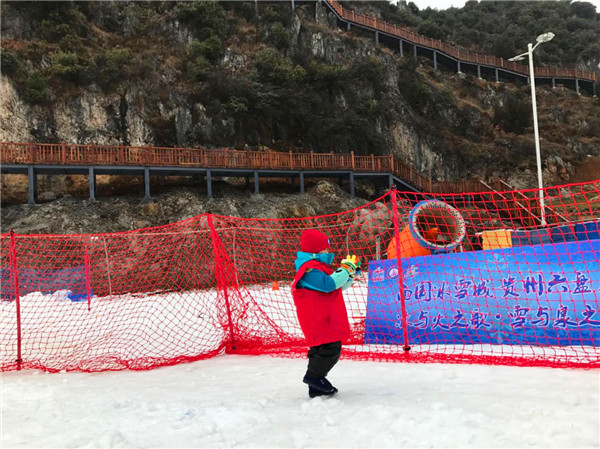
[9,229,23,369]
[391,187,410,352]
[207,214,236,349]
[85,243,91,312]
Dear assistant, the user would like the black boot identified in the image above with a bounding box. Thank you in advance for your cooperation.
[303,374,337,393]
[309,386,338,398]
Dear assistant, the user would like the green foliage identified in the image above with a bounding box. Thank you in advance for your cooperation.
[407,1,600,67]
[188,55,212,82]
[418,20,445,40]
[224,96,249,113]
[1,49,20,76]
[226,2,256,22]
[491,36,517,60]
[267,22,291,50]
[306,61,348,90]
[58,34,84,53]
[570,1,597,19]
[352,56,383,84]
[52,52,90,84]
[397,62,432,114]
[38,7,88,42]
[252,48,305,84]
[259,3,293,26]
[176,2,230,40]
[21,71,49,104]
[493,94,532,134]
[40,19,72,42]
[378,1,420,27]
[261,5,280,23]
[83,2,125,33]
[405,82,431,113]
[190,36,223,63]
[407,2,420,15]
[357,96,380,117]
[96,48,133,89]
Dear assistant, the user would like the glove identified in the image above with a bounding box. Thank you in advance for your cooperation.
[340,255,360,278]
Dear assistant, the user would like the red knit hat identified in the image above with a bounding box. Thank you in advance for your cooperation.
[300,230,331,253]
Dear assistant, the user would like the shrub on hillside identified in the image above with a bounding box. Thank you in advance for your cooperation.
[21,71,50,104]
[188,55,212,82]
[306,61,348,91]
[352,56,384,83]
[259,3,293,26]
[418,20,445,40]
[493,95,532,134]
[96,48,133,90]
[39,7,88,42]
[190,36,223,63]
[408,1,600,67]
[0,49,19,76]
[52,52,91,84]
[176,2,230,40]
[267,22,291,50]
[252,48,305,85]
[399,77,431,114]
[227,2,256,22]
[40,19,74,43]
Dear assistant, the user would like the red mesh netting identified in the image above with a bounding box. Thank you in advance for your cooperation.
[2,181,599,372]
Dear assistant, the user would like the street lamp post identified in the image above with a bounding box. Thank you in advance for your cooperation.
[509,32,555,226]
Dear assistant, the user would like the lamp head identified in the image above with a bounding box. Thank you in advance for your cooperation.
[536,32,555,43]
[508,55,525,62]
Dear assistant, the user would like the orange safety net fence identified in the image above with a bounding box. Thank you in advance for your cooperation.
[1,181,599,372]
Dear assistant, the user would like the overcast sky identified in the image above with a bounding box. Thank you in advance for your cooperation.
[408,0,600,11]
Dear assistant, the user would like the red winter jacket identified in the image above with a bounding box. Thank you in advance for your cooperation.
[292,259,352,347]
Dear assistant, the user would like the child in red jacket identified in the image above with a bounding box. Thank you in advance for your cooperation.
[292,229,360,398]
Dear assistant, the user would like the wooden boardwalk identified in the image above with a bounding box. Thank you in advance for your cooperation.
[0,141,501,195]
[3,142,550,227]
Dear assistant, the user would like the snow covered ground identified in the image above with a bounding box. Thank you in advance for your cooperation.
[2,354,599,448]
[2,279,599,447]
[4,279,598,371]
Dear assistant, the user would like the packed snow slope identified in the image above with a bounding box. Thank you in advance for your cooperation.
[2,354,598,448]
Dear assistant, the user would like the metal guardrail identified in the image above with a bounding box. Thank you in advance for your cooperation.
[479,178,542,227]
[496,179,569,224]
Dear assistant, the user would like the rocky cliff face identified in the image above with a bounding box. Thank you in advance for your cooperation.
[0,2,475,181]
[0,180,372,235]
[1,1,599,225]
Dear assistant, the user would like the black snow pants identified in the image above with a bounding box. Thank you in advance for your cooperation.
[306,341,342,378]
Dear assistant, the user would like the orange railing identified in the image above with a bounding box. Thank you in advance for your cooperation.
[1,141,502,194]
[327,0,598,83]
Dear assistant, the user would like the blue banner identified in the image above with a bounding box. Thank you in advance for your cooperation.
[364,239,600,346]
